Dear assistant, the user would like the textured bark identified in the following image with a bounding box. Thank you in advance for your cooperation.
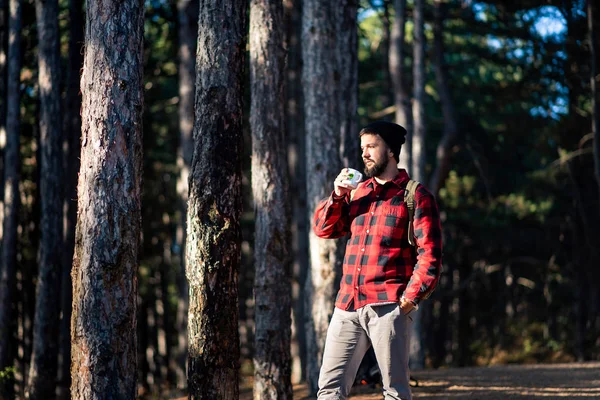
[389,0,412,171]
[0,0,21,372]
[26,0,64,396]
[57,0,83,397]
[283,0,307,384]
[250,0,292,399]
[302,0,343,393]
[410,0,426,370]
[336,0,359,169]
[70,0,144,396]
[429,0,458,197]
[186,1,246,398]
[175,0,197,388]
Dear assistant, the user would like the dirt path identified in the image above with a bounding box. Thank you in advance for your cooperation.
[239,362,600,399]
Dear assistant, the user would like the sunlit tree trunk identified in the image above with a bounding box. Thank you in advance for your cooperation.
[250,1,292,398]
[283,0,307,384]
[174,0,197,388]
[0,0,21,372]
[302,0,343,393]
[429,0,458,197]
[70,0,144,396]
[26,0,63,396]
[410,0,426,370]
[57,0,83,397]
[389,0,412,171]
[186,1,247,397]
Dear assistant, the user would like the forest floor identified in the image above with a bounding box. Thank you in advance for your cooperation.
[238,361,600,399]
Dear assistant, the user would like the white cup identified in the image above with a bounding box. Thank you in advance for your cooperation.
[342,168,363,188]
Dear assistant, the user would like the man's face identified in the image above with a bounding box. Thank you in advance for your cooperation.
[360,134,390,178]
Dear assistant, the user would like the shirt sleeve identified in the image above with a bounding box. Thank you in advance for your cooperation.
[312,191,351,239]
[403,185,443,303]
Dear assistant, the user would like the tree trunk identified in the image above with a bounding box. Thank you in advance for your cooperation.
[429,0,458,197]
[186,1,247,398]
[175,0,197,388]
[589,0,600,201]
[336,0,359,169]
[302,0,342,393]
[57,0,83,397]
[70,0,144,396]
[283,0,307,385]
[0,0,21,372]
[250,1,292,398]
[26,0,64,396]
[389,0,412,171]
[409,0,426,370]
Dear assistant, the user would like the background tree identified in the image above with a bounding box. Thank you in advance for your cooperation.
[250,0,292,397]
[70,0,144,397]
[175,0,197,387]
[389,0,412,171]
[185,0,247,397]
[57,0,84,397]
[302,0,343,393]
[0,0,21,374]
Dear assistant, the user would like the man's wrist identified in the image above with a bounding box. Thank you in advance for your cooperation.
[400,296,419,311]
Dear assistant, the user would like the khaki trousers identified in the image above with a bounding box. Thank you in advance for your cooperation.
[317,304,412,400]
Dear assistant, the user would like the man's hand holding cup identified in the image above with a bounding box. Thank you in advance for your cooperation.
[334,168,363,197]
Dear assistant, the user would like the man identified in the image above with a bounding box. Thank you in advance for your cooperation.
[313,121,442,400]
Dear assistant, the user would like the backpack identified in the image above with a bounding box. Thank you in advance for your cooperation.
[350,179,420,247]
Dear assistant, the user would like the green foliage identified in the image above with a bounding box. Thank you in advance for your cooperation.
[0,367,15,400]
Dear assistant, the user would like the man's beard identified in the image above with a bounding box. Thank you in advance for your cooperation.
[364,157,388,178]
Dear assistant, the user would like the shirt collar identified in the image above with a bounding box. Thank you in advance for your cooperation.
[365,169,410,190]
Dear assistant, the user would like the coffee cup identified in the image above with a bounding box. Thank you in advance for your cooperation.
[342,168,362,188]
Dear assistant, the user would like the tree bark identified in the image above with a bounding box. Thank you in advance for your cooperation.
[0,0,21,372]
[283,0,307,384]
[429,0,458,197]
[70,0,144,396]
[389,0,412,171]
[302,0,343,393]
[250,1,292,398]
[337,0,359,169]
[410,0,426,370]
[175,0,197,388]
[26,0,63,396]
[186,1,247,398]
[57,0,83,397]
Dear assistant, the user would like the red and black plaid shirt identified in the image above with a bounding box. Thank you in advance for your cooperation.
[313,169,442,311]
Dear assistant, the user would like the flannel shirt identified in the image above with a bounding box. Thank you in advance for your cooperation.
[313,169,442,311]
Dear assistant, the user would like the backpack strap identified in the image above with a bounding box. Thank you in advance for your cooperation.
[404,179,419,247]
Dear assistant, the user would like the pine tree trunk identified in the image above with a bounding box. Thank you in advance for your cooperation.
[0,0,21,371]
[409,0,426,370]
[389,0,412,171]
[186,1,247,398]
[337,0,359,168]
[175,0,197,388]
[283,0,307,384]
[250,0,292,398]
[302,0,343,393]
[70,0,144,396]
[57,0,83,397]
[27,0,64,395]
[429,0,458,197]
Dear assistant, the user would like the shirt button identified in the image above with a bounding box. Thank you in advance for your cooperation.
[361,248,365,252]
[357,267,361,271]
[371,212,374,215]
[366,229,369,233]
[355,286,359,290]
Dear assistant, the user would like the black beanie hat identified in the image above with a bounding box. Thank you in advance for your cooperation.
[359,120,407,161]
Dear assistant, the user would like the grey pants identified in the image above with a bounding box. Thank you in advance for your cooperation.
[317,304,412,400]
